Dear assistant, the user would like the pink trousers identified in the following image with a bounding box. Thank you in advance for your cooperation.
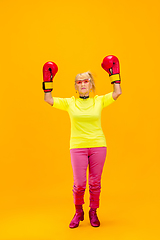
[70,147,107,209]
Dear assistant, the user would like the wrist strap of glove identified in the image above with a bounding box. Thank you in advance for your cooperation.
[110,74,121,84]
[111,80,121,84]
[42,81,53,90]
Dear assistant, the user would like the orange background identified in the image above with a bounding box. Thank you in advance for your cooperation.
[0,0,160,239]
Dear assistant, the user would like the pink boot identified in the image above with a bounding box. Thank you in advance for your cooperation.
[69,210,84,228]
[89,208,100,227]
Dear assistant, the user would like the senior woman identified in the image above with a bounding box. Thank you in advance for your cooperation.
[42,55,122,228]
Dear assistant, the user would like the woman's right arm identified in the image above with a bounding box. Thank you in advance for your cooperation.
[44,92,54,106]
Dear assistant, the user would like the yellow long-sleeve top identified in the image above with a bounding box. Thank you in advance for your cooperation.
[52,92,115,149]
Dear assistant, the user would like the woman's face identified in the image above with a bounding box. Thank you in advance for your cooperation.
[75,75,92,96]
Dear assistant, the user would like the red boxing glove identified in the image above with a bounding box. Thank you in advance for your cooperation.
[42,61,58,92]
[101,55,121,84]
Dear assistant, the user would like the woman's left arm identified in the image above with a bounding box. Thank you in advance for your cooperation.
[112,83,122,100]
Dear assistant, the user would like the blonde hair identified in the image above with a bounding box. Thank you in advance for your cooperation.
[75,71,96,95]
